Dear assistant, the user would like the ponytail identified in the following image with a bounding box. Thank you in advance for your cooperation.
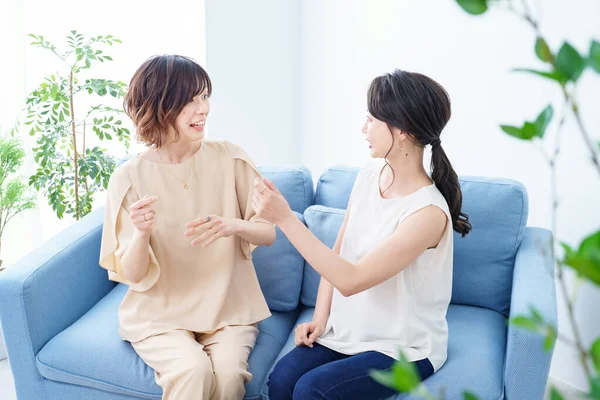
[430,143,471,236]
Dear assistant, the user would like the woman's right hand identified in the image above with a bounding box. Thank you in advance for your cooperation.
[294,320,325,348]
[129,196,158,236]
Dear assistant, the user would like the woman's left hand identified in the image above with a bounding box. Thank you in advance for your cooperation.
[185,215,239,247]
[252,177,294,225]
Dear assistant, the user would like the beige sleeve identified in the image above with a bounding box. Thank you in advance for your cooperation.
[99,167,160,292]
[224,141,273,259]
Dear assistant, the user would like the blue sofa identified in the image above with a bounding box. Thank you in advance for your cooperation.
[0,165,556,400]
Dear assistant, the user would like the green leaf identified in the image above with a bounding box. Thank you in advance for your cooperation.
[588,376,600,400]
[500,125,525,140]
[543,328,557,352]
[535,37,553,63]
[591,338,600,373]
[589,40,600,73]
[512,68,568,83]
[555,42,586,82]
[522,122,537,140]
[550,387,565,400]
[456,0,488,15]
[370,353,422,393]
[562,230,600,286]
[529,306,544,324]
[463,392,480,400]
[534,104,554,138]
[510,316,539,332]
[370,370,398,390]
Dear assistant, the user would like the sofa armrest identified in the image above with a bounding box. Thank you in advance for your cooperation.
[504,227,557,400]
[0,207,115,398]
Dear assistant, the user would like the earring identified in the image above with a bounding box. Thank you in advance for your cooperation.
[398,140,408,156]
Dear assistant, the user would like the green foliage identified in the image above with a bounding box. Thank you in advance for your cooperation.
[589,41,600,73]
[550,387,565,400]
[0,137,36,260]
[501,105,553,141]
[510,306,557,352]
[535,37,553,63]
[370,353,422,393]
[591,339,600,374]
[456,0,488,15]
[562,230,600,287]
[16,31,129,220]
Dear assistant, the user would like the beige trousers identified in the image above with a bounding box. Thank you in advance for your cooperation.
[131,325,259,400]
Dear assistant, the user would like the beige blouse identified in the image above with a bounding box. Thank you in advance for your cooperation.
[99,139,272,342]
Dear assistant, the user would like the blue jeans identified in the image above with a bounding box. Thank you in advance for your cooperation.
[267,343,434,400]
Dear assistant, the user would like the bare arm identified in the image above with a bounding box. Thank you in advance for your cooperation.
[278,205,447,297]
[120,231,151,283]
[253,178,447,297]
[233,219,276,247]
[119,196,157,283]
[312,204,351,327]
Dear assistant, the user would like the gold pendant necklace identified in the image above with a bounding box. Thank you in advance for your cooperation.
[159,145,196,189]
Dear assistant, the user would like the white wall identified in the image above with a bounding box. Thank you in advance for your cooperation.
[0,0,206,266]
[204,0,302,166]
[298,0,600,391]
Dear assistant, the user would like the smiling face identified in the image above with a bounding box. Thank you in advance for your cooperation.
[124,55,213,147]
[172,89,210,143]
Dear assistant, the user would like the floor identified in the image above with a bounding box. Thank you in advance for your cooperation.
[0,358,586,400]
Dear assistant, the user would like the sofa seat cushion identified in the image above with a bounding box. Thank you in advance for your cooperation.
[37,284,299,400]
[261,305,506,400]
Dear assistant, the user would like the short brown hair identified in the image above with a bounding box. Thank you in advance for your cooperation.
[124,55,212,147]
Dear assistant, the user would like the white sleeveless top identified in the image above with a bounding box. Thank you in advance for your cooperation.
[316,161,454,372]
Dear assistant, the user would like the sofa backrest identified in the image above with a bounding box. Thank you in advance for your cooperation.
[251,166,314,312]
[302,166,529,317]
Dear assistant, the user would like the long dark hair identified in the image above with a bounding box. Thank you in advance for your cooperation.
[367,70,471,236]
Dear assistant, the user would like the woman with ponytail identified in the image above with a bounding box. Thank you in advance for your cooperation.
[253,70,471,400]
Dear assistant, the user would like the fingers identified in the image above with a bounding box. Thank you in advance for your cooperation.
[263,177,279,194]
[130,196,157,233]
[185,214,214,229]
[294,323,313,348]
[185,216,221,237]
[308,324,322,345]
[197,230,225,247]
[130,204,154,219]
[133,211,155,224]
[252,194,263,211]
[190,226,218,246]
[130,195,158,211]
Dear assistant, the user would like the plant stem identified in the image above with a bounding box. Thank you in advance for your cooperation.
[506,0,596,381]
[513,0,600,178]
[83,121,89,194]
[69,70,80,220]
[568,96,600,179]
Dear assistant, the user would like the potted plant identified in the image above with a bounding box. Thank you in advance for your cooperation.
[15,31,130,220]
